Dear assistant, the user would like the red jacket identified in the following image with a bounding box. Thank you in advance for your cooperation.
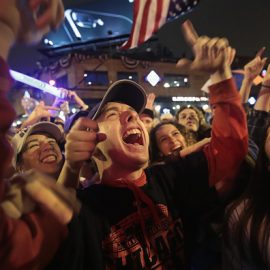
[205,78,248,196]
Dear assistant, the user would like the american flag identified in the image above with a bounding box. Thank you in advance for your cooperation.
[121,0,200,50]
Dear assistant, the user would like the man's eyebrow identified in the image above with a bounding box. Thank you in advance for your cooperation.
[26,139,39,144]
[26,137,56,145]
[102,106,120,114]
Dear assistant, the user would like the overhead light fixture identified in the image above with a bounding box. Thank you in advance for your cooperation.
[154,105,161,113]
[96,18,104,26]
[202,104,209,111]
[65,9,82,39]
[163,108,170,114]
[44,39,54,46]
[49,79,56,86]
[248,97,256,105]
[145,70,160,86]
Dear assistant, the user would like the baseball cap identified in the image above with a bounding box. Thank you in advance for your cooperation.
[12,121,64,159]
[140,108,154,119]
[88,79,147,120]
[64,110,90,133]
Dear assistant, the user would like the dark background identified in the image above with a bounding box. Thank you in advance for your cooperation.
[8,0,270,73]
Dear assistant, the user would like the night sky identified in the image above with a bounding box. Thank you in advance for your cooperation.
[8,0,270,73]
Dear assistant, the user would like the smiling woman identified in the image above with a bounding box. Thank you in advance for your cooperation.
[149,121,187,164]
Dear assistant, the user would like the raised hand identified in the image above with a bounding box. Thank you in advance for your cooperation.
[262,63,270,86]
[68,90,88,109]
[1,170,80,224]
[227,46,236,66]
[0,0,64,44]
[239,47,267,103]
[65,118,107,173]
[21,101,59,128]
[145,93,156,110]
[53,88,88,110]
[253,63,270,111]
[176,20,233,80]
[0,0,64,59]
[29,0,64,30]
[244,47,267,83]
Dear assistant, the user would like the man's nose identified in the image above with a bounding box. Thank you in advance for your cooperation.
[120,110,138,124]
[40,141,53,151]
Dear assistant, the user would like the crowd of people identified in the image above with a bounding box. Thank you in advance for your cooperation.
[1,1,270,270]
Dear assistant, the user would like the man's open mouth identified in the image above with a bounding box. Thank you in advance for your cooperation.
[187,120,195,125]
[122,128,144,145]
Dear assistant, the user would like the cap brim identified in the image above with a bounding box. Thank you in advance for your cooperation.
[89,79,146,120]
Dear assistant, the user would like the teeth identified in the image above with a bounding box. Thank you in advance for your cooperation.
[123,128,141,139]
[42,155,56,163]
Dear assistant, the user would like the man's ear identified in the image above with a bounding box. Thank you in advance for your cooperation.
[93,148,106,161]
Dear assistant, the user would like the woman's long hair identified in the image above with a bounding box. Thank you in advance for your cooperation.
[149,121,187,164]
[224,130,270,269]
